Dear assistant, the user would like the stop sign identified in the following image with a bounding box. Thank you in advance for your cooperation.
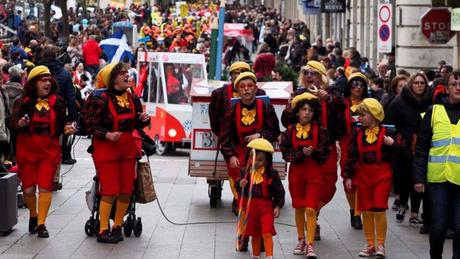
[421,8,455,44]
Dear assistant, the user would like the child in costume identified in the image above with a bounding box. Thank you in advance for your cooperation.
[236,138,285,259]
[279,92,330,258]
[344,98,404,258]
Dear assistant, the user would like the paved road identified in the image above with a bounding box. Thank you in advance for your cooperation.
[0,138,452,258]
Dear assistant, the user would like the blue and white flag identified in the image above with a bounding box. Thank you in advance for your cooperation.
[99,30,134,64]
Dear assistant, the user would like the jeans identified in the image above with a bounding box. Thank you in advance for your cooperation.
[429,182,460,259]
[85,65,99,78]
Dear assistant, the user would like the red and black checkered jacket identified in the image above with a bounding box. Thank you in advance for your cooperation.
[10,95,67,137]
[83,89,149,139]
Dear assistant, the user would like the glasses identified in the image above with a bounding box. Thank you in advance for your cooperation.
[303,70,319,76]
[351,80,365,88]
[413,81,426,85]
[38,76,51,83]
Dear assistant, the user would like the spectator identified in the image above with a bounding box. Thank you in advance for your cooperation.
[82,35,102,77]
[253,43,276,82]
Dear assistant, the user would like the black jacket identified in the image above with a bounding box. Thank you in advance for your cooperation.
[38,58,77,122]
[413,95,460,184]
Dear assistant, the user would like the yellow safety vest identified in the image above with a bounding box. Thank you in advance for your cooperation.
[427,104,460,185]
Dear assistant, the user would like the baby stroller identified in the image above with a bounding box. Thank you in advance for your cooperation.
[84,175,143,238]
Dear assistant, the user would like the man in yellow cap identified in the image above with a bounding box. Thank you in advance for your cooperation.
[208,61,265,215]
[343,98,404,258]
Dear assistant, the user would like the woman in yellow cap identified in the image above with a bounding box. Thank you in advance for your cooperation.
[279,92,330,258]
[209,61,265,214]
[236,138,285,259]
[10,65,76,237]
[84,62,150,243]
[344,98,404,258]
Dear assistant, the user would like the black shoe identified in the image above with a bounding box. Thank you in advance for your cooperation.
[419,225,430,234]
[52,182,62,191]
[61,158,76,165]
[97,230,119,243]
[396,204,408,223]
[112,226,123,242]
[36,224,49,238]
[352,215,363,230]
[350,209,355,227]
[29,217,37,233]
[391,199,400,211]
[446,228,454,239]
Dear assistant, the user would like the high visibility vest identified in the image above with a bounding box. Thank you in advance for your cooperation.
[427,104,460,185]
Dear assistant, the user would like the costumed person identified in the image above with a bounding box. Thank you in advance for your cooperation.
[281,60,339,239]
[344,98,404,258]
[209,61,264,214]
[84,63,150,243]
[10,66,76,237]
[413,70,460,259]
[221,71,280,251]
[235,138,285,259]
[279,92,330,258]
[338,72,369,230]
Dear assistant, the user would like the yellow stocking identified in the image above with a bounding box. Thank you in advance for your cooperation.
[374,212,387,246]
[37,192,52,225]
[295,208,306,240]
[113,195,130,227]
[362,211,375,246]
[99,196,114,233]
[251,236,261,256]
[305,207,317,244]
[262,233,274,256]
[24,194,37,217]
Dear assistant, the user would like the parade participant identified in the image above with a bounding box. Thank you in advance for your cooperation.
[221,71,280,250]
[209,62,264,214]
[281,60,339,239]
[84,63,150,243]
[413,70,460,259]
[280,92,330,258]
[10,66,76,237]
[236,138,285,259]
[344,98,404,258]
[339,72,369,230]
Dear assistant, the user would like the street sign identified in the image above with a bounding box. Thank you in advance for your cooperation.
[421,8,455,44]
[321,0,346,13]
[432,0,460,8]
[451,8,460,31]
[377,4,393,53]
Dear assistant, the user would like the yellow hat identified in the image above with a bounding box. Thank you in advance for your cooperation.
[348,72,368,83]
[95,63,116,89]
[359,98,384,122]
[234,71,257,88]
[229,61,251,73]
[27,65,51,81]
[247,138,274,153]
[291,92,318,110]
[305,60,327,76]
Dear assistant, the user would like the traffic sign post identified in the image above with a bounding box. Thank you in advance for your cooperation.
[421,8,455,44]
[378,4,393,53]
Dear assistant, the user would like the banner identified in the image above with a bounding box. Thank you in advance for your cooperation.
[321,0,346,13]
[303,0,321,15]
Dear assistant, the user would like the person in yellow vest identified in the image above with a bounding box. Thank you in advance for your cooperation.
[413,70,460,259]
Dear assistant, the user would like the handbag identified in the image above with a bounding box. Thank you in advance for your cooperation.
[135,155,156,204]
[139,129,156,157]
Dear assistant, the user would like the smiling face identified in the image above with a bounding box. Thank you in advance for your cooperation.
[113,68,129,91]
[297,103,315,125]
[36,76,52,97]
[237,78,257,104]
[301,68,322,88]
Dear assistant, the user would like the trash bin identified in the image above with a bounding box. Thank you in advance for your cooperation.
[0,172,17,234]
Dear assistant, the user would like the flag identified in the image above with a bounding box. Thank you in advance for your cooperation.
[99,30,134,64]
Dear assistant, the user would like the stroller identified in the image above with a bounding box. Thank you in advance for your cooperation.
[84,175,143,238]
[0,163,25,209]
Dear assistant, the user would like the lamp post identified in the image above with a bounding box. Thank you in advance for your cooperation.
[214,0,226,80]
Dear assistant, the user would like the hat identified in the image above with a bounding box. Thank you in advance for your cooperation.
[359,98,384,122]
[348,72,368,83]
[27,65,51,81]
[247,138,274,153]
[234,71,257,87]
[229,61,251,73]
[291,92,318,109]
[305,60,327,76]
[95,63,116,89]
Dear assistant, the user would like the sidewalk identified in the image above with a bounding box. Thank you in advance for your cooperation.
[0,138,452,259]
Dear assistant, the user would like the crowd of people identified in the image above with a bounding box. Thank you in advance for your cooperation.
[0,2,459,259]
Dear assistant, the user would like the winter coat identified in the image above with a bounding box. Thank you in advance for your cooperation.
[1,81,22,115]
[82,39,101,66]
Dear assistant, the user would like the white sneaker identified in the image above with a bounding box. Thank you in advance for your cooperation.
[358,245,376,257]
[376,245,385,258]
[293,238,306,255]
[305,243,317,258]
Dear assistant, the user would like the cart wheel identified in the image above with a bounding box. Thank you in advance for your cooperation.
[133,217,142,237]
[124,218,134,237]
[85,219,95,237]
[209,184,220,208]
[155,137,170,156]
[94,220,100,236]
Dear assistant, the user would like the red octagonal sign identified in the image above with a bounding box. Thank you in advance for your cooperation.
[421,8,455,44]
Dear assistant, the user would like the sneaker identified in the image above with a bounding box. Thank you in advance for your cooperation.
[419,225,430,234]
[409,217,423,224]
[28,217,37,233]
[251,256,260,259]
[391,199,400,211]
[314,224,321,240]
[293,238,306,255]
[97,230,119,243]
[112,226,123,242]
[306,243,317,258]
[358,245,376,257]
[376,245,386,258]
[36,224,49,238]
[396,204,408,223]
